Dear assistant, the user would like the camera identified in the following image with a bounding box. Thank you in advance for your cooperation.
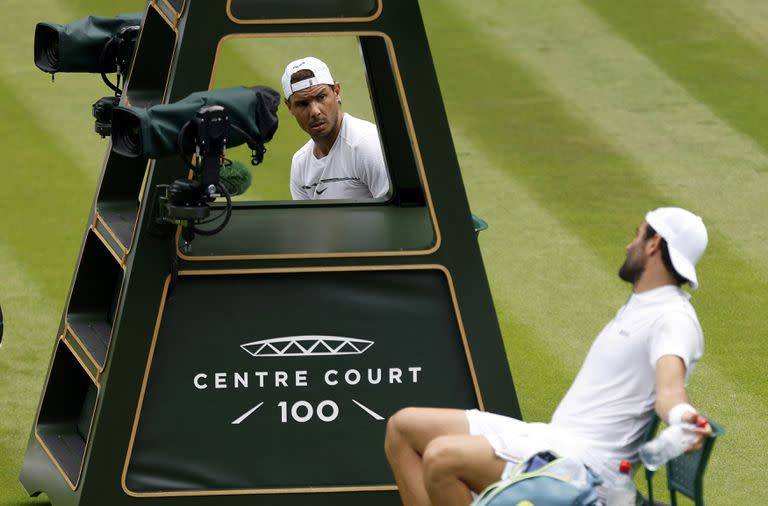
[34,13,142,75]
[110,86,280,161]
[112,87,276,247]
[34,13,142,137]
[128,88,279,250]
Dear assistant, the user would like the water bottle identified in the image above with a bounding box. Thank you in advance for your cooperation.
[639,416,707,471]
[604,460,636,506]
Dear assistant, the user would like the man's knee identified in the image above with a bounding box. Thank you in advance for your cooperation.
[423,435,505,494]
[384,407,419,456]
[422,436,464,480]
[385,406,470,460]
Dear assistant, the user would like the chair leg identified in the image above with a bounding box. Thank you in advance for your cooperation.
[647,477,654,504]
[670,490,677,506]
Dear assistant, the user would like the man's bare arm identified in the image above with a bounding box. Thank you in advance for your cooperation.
[655,355,711,452]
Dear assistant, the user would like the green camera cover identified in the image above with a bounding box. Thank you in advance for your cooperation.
[111,86,281,159]
[34,13,143,74]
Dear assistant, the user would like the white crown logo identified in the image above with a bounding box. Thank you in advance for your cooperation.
[241,336,374,357]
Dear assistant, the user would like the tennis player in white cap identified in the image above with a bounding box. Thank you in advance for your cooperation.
[282,56,390,200]
[385,207,712,506]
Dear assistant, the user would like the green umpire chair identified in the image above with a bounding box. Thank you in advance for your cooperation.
[642,416,725,506]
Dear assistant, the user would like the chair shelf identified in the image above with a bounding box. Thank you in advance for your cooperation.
[66,231,123,370]
[36,340,99,489]
[67,316,113,370]
[95,201,139,257]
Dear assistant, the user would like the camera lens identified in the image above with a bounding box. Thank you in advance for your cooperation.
[111,107,144,157]
[45,39,59,69]
[34,24,61,73]
[124,126,140,151]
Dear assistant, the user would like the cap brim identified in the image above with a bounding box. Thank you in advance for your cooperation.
[668,247,699,289]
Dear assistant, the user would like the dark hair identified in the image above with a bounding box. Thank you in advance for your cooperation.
[645,224,688,285]
[290,69,315,84]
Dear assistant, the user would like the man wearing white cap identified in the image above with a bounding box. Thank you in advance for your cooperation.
[385,207,712,505]
[281,56,390,200]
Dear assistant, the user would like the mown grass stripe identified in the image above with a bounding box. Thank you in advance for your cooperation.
[0,75,94,303]
[448,0,768,282]
[703,0,768,47]
[424,0,667,272]
[687,363,768,497]
[0,243,60,504]
[582,0,768,162]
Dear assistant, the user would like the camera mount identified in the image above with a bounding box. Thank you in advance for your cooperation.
[98,24,140,96]
[91,24,140,137]
[158,105,234,253]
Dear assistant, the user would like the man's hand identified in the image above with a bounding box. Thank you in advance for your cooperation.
[681,412,712,453]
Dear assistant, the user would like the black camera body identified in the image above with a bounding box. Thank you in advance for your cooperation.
[154,104,241,251]
[194,105,229,147]
[92,96,120,137]
[159,105,233,227]
[193,105,230,194]
[108,25,140,77]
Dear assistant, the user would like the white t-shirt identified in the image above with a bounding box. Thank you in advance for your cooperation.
[290,113,390,200]
[550,285,703,476]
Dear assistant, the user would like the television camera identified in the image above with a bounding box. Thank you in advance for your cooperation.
[34,13,142,137]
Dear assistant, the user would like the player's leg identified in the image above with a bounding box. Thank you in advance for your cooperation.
[385,407,470,506]
[422,434,506,506]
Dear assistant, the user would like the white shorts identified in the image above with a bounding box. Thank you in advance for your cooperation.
[466,409,596,479]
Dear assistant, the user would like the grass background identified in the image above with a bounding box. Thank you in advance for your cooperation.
[1,0,767,504]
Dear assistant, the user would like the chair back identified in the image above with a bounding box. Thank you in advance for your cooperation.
[642,415,725,506]
[667,419,725,506]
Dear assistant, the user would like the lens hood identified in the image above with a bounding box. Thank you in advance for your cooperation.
[111,106,144,157]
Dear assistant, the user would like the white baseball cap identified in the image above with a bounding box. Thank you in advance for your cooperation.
[281,56,335,99]
[645,207,708,289]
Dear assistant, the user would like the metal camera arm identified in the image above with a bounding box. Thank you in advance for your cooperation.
[99,23,140,95]
[157,105,233,254]
[194,105,229,199]
[90,23,139,138]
